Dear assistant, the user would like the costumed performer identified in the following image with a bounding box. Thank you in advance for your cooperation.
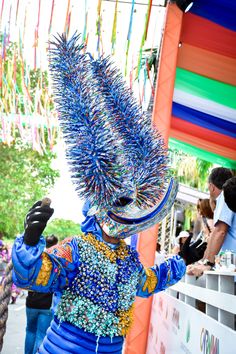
[12,33,207,354]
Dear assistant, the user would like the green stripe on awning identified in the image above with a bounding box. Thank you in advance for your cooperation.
[169,138,236,169]
[175,68,236,109]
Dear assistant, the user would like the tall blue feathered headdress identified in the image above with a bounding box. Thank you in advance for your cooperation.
[49,33,172,214]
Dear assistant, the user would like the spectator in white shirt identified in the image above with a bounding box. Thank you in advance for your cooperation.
[188,167,236,277]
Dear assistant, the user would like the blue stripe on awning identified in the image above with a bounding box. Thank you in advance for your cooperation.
[172,102,236,138]
[190,0,236,32]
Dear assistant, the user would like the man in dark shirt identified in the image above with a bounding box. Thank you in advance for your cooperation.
[223,176,236,212]
[24,235,58,354]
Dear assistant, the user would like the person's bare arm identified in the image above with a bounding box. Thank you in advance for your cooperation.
[204,221,228,262]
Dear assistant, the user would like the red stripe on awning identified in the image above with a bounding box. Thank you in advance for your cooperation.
[170,125,236,160]
[181,13,236,59]
[171,116,236,150]
[177,43,236,86]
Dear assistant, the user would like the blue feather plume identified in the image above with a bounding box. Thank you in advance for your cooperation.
[49,33,170,210]
[49,33,133,208]
[90,56,169,207]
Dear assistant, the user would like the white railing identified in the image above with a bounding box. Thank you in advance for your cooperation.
[168,270,236,330]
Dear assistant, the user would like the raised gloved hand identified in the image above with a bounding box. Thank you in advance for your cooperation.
[24,200,54,246]
[179,236,207,266]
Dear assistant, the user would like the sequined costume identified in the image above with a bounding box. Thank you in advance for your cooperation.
[12,232,185,353]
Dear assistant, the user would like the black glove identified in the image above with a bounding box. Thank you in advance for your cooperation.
[24,201,54,246]
[179,236,207,266]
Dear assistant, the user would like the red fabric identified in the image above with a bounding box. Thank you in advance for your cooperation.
[177,43,236,86]
[170,127,236,160]
[171,116,236,151]
[181,13,236,59]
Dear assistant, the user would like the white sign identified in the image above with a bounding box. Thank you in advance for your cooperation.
[146,292,236,354]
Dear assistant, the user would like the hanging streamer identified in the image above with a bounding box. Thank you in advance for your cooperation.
[2,28,7,60]
[18,29,23,65]
[48,0,55,35]
[0,0,5,28]
[0,56,2,89]
[64,10,71,38]
[1,115,12,146]
[96,0,103,57]
[21,57,33,108]
[111,0,118,54]
[144,0,152,41]
[34,0,41,70]
[148,13,159,98]
[136,0,152,78]
[0,5,58,151]
[7,4,12,43]
[15,0,20,26]
[40,119,46,151]
[125,0,135,76]
[0,33,3,88]
[13,46,17,90]
[64,0,71,36]
[46,113,58,149]
[129,54,134,89]
[82,0,88,42]
[16,114,24,140]
[23,4,27,43]
[141,66,147,104]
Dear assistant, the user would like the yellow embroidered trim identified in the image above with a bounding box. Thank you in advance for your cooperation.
[36,253,53,286]
[142,268,158,293]
[50,244,73,263]
[80,233,129,263]
[47,237,74,254]
[117,305,134,336]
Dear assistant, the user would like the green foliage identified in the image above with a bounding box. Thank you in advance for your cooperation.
[141,47,158,72]
[183,205,196,231]
[170,149,213,192]
[196,159,213,190]
[0,138,59,239]
[44,218,82,241]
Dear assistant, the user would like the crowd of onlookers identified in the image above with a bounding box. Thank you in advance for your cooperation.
[155,167,236,277]
[173,167,235,277]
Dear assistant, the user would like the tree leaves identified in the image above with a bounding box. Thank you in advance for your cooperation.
[0,138,59,239]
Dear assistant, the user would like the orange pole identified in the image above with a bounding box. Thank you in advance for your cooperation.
[125,4,183,354]
[152,3,183,145]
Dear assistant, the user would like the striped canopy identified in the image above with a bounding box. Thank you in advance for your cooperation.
[169,0,236,169]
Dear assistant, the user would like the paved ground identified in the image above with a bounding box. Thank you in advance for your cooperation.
[1,295,26,354]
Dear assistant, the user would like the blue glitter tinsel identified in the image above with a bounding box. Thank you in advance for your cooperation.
[49,33,169,209]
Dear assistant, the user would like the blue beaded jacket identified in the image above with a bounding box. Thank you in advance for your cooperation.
[12,233,186,338]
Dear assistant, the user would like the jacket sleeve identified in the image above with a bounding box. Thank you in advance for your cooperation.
[12,234,80,293]
[136,255,186,298]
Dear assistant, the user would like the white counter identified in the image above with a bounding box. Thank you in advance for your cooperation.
[169,270,236,330]
[146,270,236,354]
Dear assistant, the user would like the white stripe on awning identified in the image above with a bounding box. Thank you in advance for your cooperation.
[173,89,236,124]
